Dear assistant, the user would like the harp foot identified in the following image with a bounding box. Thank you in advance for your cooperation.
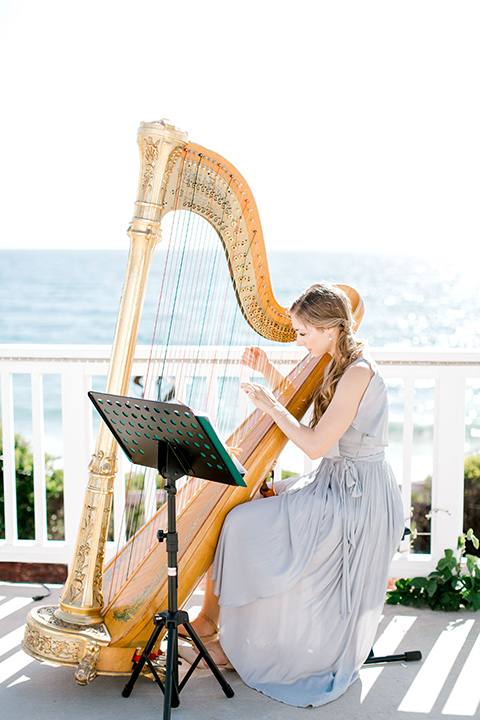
[75,640,101,685]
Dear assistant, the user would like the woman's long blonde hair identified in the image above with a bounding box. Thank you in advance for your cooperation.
[289,282,364,426]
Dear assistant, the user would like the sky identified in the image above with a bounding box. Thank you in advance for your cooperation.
[0,0,479,259]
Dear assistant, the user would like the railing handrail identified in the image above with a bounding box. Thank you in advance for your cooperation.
[2,344,480,363]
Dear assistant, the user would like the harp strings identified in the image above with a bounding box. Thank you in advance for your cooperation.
[105,217,236,595]
[105,150,293,602]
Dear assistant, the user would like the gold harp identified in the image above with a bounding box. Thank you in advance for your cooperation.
[23,120,364,683]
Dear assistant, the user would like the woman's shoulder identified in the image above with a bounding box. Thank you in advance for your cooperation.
[337,357,374,398]
[344,355,375,381]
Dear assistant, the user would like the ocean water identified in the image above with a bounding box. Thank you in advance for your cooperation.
[1,249,479,349]
[1,249,479,478]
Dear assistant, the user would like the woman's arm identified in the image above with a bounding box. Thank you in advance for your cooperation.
[242,361,373,459]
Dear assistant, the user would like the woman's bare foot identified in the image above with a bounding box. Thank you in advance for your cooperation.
[204,639,229,666]
[177,638,234,671]
[187,612,219,642]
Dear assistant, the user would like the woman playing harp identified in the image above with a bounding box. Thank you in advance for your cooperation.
[179,282,404,708]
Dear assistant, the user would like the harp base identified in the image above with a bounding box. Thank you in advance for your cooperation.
[22,603,111,684]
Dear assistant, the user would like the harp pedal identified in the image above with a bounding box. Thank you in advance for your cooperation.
[133,646,166,682]
[260,467,276,497]
[142,655,167,683]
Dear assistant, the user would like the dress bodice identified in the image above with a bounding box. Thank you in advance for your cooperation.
[324,356,389,461]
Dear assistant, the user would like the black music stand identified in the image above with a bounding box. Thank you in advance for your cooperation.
[88,391,245,720]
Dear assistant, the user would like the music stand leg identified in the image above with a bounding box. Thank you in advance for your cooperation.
[121,621,165,698]
[122,475,234,719]
[179,620,235,698]
[163,617,178,712]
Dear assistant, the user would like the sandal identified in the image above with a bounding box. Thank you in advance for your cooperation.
[178,612,219,644]
[178,642,234,671]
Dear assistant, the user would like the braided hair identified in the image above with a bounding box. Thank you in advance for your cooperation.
[289,282,364,426]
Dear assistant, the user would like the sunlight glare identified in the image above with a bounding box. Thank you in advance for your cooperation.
[441,630,480,717]
[360,614,417,702]
[398,619,475,713]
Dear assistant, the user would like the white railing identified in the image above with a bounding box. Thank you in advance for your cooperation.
[1,345,479,577]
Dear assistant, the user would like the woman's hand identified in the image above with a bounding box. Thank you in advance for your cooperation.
[241,382,279,414]
[241,346,270,375]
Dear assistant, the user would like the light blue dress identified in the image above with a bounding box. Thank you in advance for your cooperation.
[211,357,405,707]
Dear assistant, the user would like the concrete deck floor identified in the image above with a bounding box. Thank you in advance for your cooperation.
[1,581,479,720]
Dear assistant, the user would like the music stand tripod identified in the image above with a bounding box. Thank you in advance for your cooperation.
[88,391,245,720]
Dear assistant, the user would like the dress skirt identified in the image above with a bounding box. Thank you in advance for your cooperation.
[211,454,404,707]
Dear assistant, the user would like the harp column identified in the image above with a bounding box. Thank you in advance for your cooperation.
[22,121,188,677]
